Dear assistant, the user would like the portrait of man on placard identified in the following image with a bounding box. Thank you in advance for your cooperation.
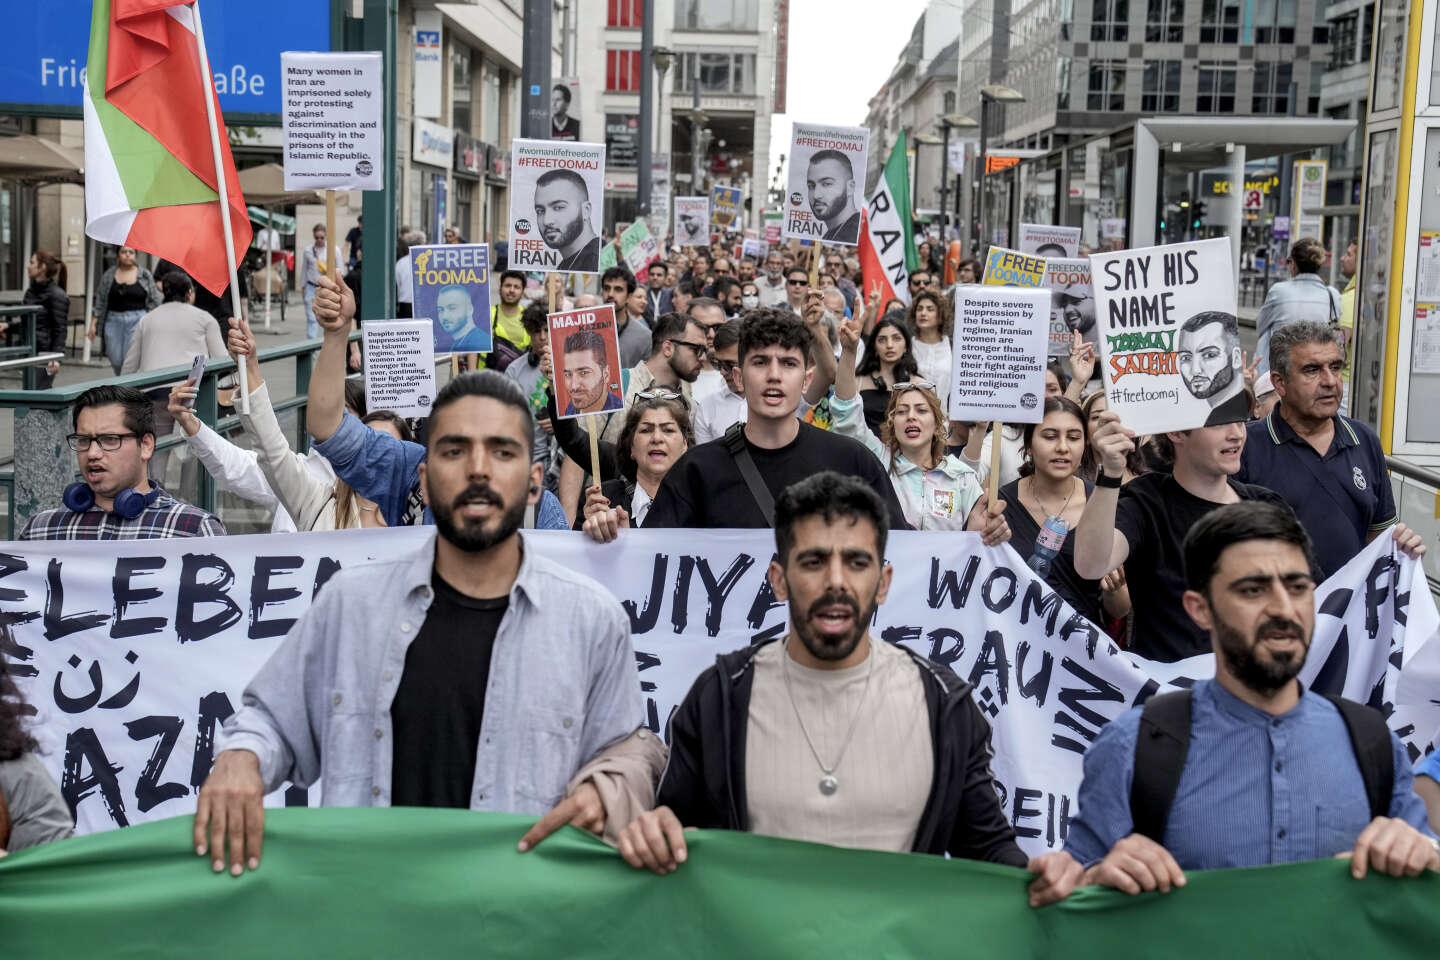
[551,83,580,141]
[434,284,487,353]
[534,169,600,272]
[1176,310,1249,425]
[561,329,623,415]
[806,149,860,244]
[677,209,707,246]
[1054,280,1096,336]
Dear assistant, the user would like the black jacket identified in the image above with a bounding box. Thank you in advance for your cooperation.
[657,638,1029,865]
[23,281,69,353]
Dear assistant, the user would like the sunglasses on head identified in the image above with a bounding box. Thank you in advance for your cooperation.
[890,380,937,393]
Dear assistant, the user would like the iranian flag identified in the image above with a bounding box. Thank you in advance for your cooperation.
[859,132,917,307]
[84,0,250,296]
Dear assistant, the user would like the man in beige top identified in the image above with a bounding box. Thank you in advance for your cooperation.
[617,472,1082,907]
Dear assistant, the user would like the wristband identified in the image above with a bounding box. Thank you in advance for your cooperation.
[1094,471,1123,489]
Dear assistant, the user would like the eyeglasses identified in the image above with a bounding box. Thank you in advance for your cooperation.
[716,359,739,375]
[67,432,138,452]
[787,278,808,286]
[668,338,709,355]
[890,380,937,393]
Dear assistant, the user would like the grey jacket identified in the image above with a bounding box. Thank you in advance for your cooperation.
[215,531,647,814]
[92,266,161,326]
[1255,273,1341,377]
[0,754,74,851]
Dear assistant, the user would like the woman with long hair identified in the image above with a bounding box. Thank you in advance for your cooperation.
[853,312,921,435]
[1,647,74,853]
[1001,396,1130,632]
[22,250,68,389]
[1077,390,1149,484]
[907,290,951,412]
[90,245,161,375]
[833,317,1007,539]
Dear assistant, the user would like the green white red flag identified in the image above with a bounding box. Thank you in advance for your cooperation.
[84,0,250,296]
[859,131,918,308]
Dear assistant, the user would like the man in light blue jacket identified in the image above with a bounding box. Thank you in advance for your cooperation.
[1254,237,1342,378]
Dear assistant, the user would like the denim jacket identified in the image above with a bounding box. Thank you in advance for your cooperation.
[215,531,645,813]
[1254,274,1342,377]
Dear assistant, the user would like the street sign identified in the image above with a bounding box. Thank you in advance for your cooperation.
[1243,189,1265,211]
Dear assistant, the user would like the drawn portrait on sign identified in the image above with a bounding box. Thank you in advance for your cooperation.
[1176,310,1249,426]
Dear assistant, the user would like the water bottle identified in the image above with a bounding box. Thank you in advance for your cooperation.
[1028,515,1069,577]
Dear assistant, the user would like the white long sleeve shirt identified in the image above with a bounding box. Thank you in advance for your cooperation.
[183,420,335,533]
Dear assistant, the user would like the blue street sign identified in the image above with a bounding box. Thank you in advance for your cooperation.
[530,85,541,95]
[4,0,330,116]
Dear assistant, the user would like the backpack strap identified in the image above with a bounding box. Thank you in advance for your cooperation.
[722,421,775,527]
[1130,690,1193,843]
[1324,694,1394,821]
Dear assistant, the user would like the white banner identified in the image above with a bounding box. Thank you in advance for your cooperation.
[949,286,1050,423]
[361,319,437,417]
[7,531,1436,850]
[281,51,383,191]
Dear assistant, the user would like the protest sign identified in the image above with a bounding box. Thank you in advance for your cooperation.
[508,139,606,273]
[8,532,1433,845]
[949,287,1050,424]
[674,196,711,246]
[619,220,661,277]
[763,210,783,243]
[361,320,436,417]
[1042,258,1096,358]
[649,154,671,237]
[710,186,742,230]
[1018,223,1082,257]
[548,305,624,419]
[281,51,383,191]
[409,243,491,354]
[741,230,767,261]
[981,246,1046,287]
[1100,218,1126,240]
[1090,237,1242,434]
[551,77,581,141]
[785,123,869,246]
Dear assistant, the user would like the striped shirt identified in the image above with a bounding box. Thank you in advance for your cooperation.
[19,488,225,540]
[1065,679,1434,869]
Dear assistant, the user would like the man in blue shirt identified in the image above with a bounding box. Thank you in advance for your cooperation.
[1418,750,1440,834]
[1237,320,1421,579]
[1067,501,1437,892]
[308,275,568,529]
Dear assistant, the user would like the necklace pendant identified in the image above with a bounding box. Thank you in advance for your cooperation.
[819,775,838,796]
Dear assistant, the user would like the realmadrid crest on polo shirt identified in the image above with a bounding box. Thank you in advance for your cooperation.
[1353,466,1367,491]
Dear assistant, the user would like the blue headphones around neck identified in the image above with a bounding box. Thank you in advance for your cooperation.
[63,482,159,519]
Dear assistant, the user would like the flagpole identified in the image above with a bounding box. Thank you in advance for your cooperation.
[190,1,250,415]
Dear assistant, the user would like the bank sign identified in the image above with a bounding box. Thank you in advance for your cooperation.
[4,0,330,116]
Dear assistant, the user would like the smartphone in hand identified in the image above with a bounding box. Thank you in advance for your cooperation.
[185,355,206,408]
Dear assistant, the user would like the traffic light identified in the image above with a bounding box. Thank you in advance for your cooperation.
[1192,201,1207,229]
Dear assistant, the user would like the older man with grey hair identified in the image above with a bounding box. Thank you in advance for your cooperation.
[1237,320,1423,580]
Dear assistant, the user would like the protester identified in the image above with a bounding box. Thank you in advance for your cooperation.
[687,297,729,400]
[0,653,73,854]
[1072,412,1292,661]
[907,291,952,413]
[601,267,653,368]
[962,424,1026,489]
[345,215,362,270]
[1237,321,1418,581]
[907,270,931,301]
[692,319,747,444]
[503,303,555,470]
[598,311,708,447]
[741,281,760,313]
[644,309,908,529]
[618,472,1082,906]
[1337,240,1358,409]
[832,317,1005,538]
[566,394,693,541]
[299,224,336,339]
[713,277,744,318]
[1078,391,1148,484]
[196,370,665,875]
[90,245,161,376]
[783,266,810,314]
[394,229,421,319]
[1000,397,1130,630]
[644,261,671,318]
[1067,501,1438,886]
[1253,238,1342,378]
[670,278,696,316]
[20,385,225,540]
[737,257,757,283]
[851,314,921,435]
[756,251,788,306]
[307,274,569,529]
[956,259,979,285]
[22,250,67,389]
[488,270,532,371]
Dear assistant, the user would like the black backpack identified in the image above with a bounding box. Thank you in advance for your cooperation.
[1130,689,1393,842]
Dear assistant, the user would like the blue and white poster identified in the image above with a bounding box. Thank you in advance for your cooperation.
[410,243,493,354]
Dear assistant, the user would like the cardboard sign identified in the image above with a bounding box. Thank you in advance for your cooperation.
[949,286,1050,422]
[409,243,492,354]
[741,229,767,261]
[785,122,869,246]
[673,196,711,246]
[361,319,436,417]
[1090,237,1243,434]
[549,305,625,419]
[763,210,783,243]
[710,186,742,230]
[619,220,661,277]
[981,246,1046,287]
[551,77,582,141]
[1018,223,1082,257]
[1042,258,1095,358]
[508,139,606,273]
[281,51,383,191]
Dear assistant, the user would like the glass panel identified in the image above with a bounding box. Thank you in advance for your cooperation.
[481,60,501,143]
[1353,129,1398,427]
[1371,0,1408,112]
[1405,128,1440,442]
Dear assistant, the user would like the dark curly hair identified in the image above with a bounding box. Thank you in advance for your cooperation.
[738,307,813,365]
[0,642,38,762]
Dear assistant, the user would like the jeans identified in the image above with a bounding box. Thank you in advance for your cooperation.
[303,284,319,338]
[103,309,146,376]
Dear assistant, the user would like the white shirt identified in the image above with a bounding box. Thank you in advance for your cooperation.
[693,387,749,444]
[630,484,655,526]
[756,274,788,307]
[910,335,952,413]
[395,254,413,305]
[692,368,726,405]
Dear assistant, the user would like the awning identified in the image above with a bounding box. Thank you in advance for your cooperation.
[0,134,85,184]
[236,163,324,206]
[248,206,297,234]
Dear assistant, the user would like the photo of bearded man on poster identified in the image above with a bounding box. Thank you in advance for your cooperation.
[807,149,861,244]
[534,169,600,272]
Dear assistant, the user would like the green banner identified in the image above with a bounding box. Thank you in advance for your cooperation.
[0,808,1435,957]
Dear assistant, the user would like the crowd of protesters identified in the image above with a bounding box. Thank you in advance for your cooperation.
[2,230,1436,911]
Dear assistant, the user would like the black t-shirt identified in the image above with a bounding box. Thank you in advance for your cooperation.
[1001,479,1104,627]
[643,421,911,529]
[389,572,507,808]
[1114,472,1287,662]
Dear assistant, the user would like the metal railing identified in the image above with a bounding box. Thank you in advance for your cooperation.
[1386,456,1440,596]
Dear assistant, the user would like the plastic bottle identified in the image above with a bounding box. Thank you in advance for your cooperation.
[1028,515,1069,577]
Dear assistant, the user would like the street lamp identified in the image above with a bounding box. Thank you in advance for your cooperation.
[652,46,674,155]
[937,113,978,246]
[978,86,1025,254]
